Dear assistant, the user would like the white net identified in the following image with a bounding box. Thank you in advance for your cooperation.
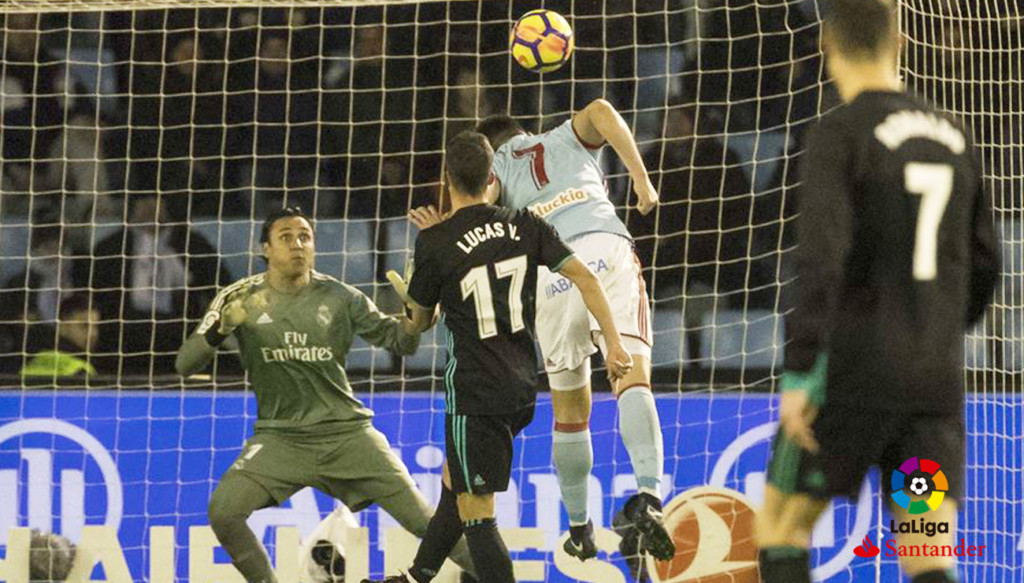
[0,1,1018,581]
[902,1,1023,580]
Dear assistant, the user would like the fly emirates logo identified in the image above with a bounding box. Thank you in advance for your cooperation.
[261,331,334,363]
[528,188,588,218]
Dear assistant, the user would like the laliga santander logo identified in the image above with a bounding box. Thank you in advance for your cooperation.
[647,422,875,582]
[0,418,123,543]
[890,457,947,514]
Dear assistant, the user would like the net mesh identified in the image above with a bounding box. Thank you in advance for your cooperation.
[902,0,1023,579]
[0,0,1018,581]
[0,0,817,389]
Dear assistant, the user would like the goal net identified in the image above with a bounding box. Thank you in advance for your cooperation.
[902,1,1023,580]
[0,0,1018,581]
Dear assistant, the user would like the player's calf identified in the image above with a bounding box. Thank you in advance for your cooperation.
[406,484,465,583]
[551,375,595,536]
[894,502,960,581]
[457,493,515,583]
[608,353,663,497]
[208,473,279,583]
[756,485,828,583]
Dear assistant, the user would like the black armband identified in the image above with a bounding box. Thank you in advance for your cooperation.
[204,325,230,347]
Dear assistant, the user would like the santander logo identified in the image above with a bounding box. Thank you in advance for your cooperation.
[853,535,881,558]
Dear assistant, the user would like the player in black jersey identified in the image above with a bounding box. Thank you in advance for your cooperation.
[362,132,632,583]
[756,2,999,583]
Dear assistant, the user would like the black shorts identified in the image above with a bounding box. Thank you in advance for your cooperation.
[446,406,535,495]
[767,404,964,505]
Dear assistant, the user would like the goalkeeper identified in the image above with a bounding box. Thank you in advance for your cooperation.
[175,207,473,583]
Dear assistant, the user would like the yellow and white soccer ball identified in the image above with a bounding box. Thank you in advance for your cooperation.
[509,9,575,74]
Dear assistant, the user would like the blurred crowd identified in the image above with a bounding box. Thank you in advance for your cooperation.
[0,0,1018,380]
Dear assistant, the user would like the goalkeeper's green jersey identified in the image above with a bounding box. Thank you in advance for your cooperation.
[177,271,419,432]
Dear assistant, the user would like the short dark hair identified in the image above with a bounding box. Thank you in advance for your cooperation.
[445,132,493,197]
[260,206,312,244]
[475,115,525,150]
[824,0,896,60]
[30,530,76,583]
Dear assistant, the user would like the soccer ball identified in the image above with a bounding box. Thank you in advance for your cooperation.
[510,10,574,73]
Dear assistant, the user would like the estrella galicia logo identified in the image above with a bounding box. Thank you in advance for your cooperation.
[890,457,947,514]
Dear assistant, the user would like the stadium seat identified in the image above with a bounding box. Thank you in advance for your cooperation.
[726,130,788,193]
[380,217,416,275]
[0,224,30,282]
[327,220,376,287]
[651,305,689,370]
[699,309,783,369]
[192,221,256,280]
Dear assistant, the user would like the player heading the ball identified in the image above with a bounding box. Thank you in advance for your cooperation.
[410,97,673,565]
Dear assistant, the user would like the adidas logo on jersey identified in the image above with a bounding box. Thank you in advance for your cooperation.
[257,313,274,325]
[473,474,486,487]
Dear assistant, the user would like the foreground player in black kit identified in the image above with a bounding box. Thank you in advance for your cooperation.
[364,131,632,583]
[756,1,999,583]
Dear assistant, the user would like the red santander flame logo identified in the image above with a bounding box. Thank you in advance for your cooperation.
[853,535,881,558]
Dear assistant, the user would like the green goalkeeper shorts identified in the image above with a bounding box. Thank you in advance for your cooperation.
[223,421,418,512]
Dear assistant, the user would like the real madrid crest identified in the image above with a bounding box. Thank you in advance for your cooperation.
[317,304,332,327]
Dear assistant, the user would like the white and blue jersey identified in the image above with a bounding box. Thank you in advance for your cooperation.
[491,119,631,242]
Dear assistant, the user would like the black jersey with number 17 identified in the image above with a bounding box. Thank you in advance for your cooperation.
[408,205,574,416]
[787,90,999,414]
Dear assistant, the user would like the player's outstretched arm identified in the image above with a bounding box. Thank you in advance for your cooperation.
[349,289,421,356]
[572,98,659,215]
[175,285,257,376]
[558,256,633,380]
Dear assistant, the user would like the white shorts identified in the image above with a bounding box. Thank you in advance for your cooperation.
[536,232,652,376]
